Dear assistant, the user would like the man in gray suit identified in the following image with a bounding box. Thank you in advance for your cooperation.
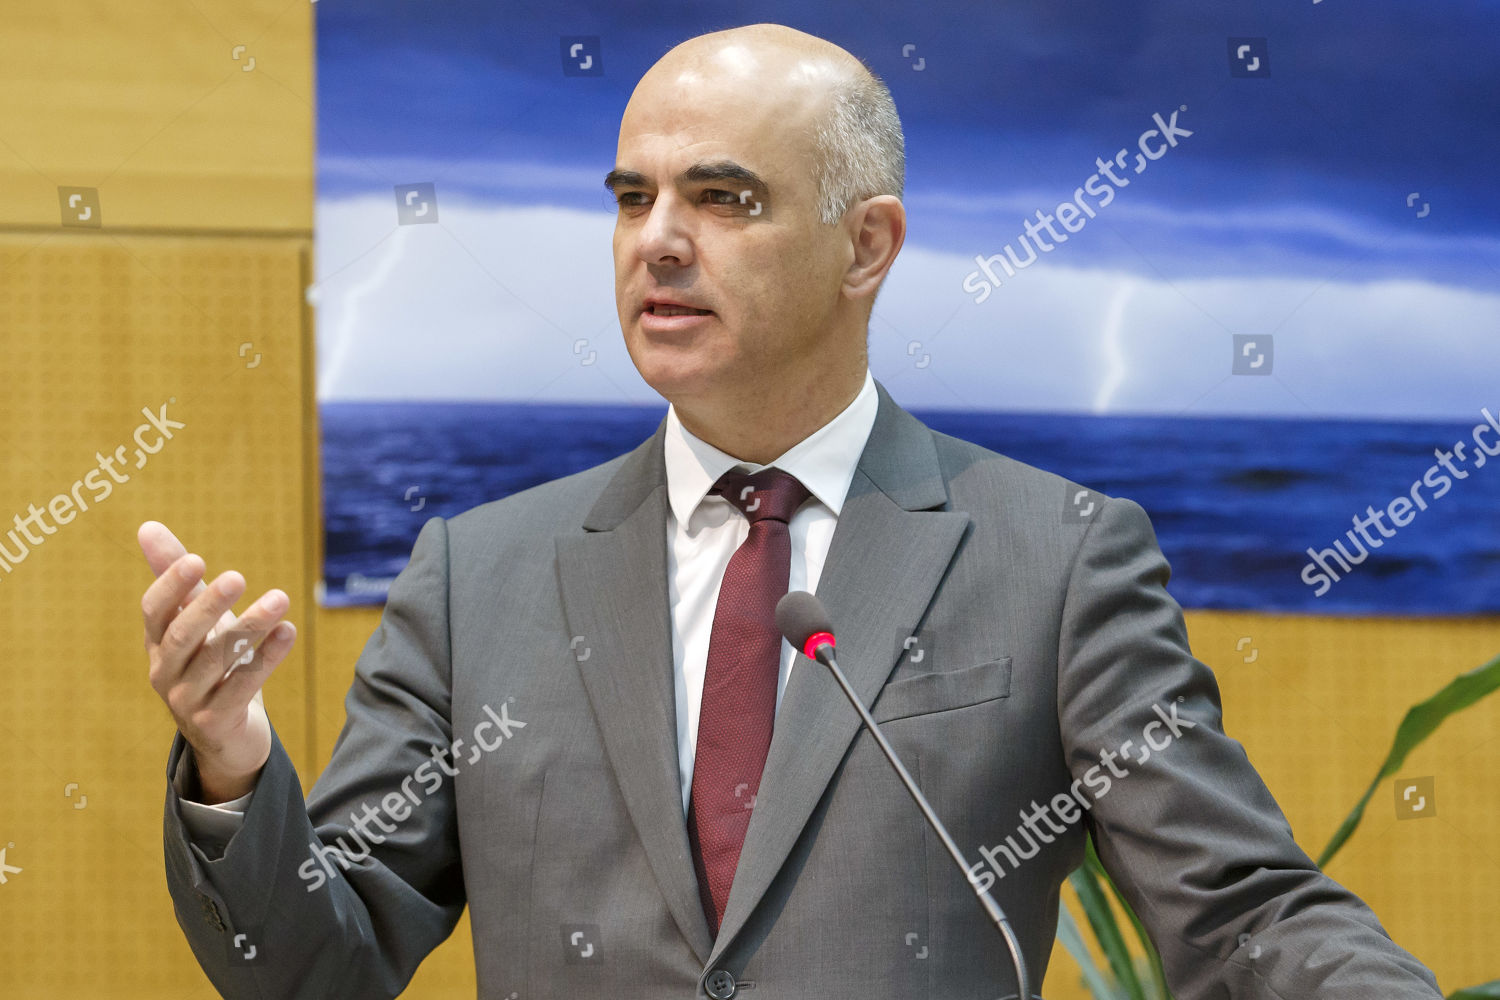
[140,23,1442,1000]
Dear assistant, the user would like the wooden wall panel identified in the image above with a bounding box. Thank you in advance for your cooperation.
[0,2,312,233]
[0,1,315,996]
[0,231,315,997]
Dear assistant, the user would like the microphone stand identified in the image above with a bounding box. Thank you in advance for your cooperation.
[809,639,1033,1000]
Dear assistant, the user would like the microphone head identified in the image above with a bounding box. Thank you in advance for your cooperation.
[776,591,836,657]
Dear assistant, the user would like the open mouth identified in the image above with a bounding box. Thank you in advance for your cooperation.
[645,304,713,317]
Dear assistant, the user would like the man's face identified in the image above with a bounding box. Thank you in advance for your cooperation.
[609,53,852,408]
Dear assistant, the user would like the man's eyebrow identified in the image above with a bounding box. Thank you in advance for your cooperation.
[603,161,769,194]
[603,168,648,193]
[682,161,766,191]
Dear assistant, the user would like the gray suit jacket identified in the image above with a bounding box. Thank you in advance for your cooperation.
[164,380,1442,999]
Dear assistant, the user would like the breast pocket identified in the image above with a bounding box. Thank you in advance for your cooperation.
[870,657,1013,723]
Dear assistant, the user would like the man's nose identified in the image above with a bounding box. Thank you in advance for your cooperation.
[635,194,694,267]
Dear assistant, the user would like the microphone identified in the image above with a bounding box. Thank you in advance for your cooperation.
[776,591,1032,1000]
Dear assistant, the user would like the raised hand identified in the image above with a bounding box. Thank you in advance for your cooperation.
[138,521,297,803]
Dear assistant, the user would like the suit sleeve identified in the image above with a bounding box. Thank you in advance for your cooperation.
[162,516,466,999]
[172,750,251,855]
[1054,496,1442,1000]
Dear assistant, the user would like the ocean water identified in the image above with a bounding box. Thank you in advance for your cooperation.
[321,402,1500,615]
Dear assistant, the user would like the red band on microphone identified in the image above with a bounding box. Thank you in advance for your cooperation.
[801,631,836,658]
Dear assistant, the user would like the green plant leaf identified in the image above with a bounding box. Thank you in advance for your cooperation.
[1448,981,1500,999]
[1057,900,1128,1000]
[1070,854,1149,1000]
[1317,652,1500,868]
[1086,840,1171,998]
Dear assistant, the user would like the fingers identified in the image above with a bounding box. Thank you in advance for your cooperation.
[138,520,293,718]
[177,585,291,698]
[149,569,245,688]
[138,521,189,580]
[139,521,214,644]
[207,621,296,708]
[142,552,207,645]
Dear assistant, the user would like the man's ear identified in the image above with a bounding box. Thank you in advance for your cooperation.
[842,195,906,301]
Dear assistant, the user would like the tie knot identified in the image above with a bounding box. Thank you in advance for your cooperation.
[711,467,811,524]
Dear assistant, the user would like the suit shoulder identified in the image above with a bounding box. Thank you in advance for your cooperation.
[923,422,1159,553]
[920,423,1165,600]
[926,424,1116,505]
[444,450,631,539]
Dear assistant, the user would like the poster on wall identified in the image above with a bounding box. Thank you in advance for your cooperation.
[313,1,1500,614]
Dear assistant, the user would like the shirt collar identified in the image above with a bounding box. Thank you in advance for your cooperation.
[664,368,878,525]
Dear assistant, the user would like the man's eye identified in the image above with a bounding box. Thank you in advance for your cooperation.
[704,189,741,205]
[615,192,648,207]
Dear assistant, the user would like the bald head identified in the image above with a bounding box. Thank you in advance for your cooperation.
[637,23,867,118]
[646,23,865,85]
[625,24,904,224]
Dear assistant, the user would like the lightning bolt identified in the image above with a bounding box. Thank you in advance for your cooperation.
[317,225,413,398]
[1093,277,1136,412]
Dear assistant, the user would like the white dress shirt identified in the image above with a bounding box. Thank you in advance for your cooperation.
[663,367,877,811]
[177,368,878,845]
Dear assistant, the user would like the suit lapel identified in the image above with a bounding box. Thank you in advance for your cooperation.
[556,426,716,964]
[708,382,971,962]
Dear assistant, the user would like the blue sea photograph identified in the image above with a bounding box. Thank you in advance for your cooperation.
[312,1,1500,615]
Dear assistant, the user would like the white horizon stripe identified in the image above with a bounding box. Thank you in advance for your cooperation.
[313,196,1499,422]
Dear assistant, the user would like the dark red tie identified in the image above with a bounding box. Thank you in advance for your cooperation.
[688,467,812,936]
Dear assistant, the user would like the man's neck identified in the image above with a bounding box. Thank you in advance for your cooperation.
[674,365,866,465]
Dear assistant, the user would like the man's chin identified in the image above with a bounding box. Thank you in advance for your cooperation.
[631,354,730,407]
